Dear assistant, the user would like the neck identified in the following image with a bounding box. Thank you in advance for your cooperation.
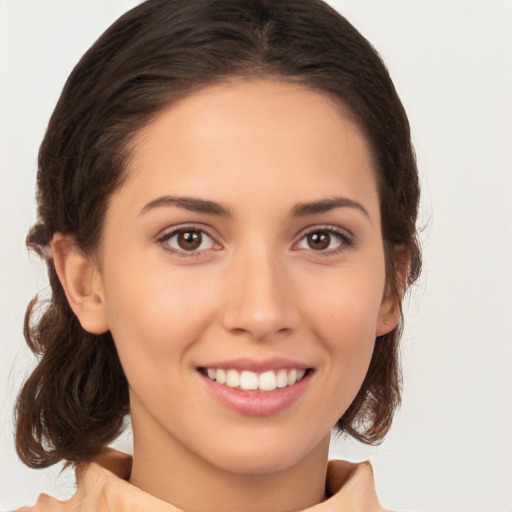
[129,414,329,512]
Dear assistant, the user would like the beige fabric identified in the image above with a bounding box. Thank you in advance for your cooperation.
[16,449,387,511]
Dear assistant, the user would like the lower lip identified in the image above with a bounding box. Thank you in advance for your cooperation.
[200,372,312,417]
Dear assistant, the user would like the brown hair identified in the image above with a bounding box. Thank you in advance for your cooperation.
[16,0,421,468]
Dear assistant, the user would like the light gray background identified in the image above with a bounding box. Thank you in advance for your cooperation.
[1,1,511,511]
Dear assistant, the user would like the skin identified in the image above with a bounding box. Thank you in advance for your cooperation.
[53,79,402,512]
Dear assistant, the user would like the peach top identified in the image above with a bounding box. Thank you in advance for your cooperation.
[16,449,388,511]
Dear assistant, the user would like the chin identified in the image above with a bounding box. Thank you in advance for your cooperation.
[200,430,329,476]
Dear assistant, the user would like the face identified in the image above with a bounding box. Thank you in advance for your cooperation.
[94,79,397,475]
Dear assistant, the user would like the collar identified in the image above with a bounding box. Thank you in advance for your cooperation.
[24,449,387,512]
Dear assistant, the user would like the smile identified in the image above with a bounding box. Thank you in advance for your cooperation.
[199,365,313,416]
[202,368,307,392]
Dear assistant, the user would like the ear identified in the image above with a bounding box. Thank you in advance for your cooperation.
[376,247,410,336]
[51,233,109,334]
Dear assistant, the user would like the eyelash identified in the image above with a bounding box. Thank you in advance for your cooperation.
[294,225,355,256]
[156,224,354,258]
[156,224,220,258]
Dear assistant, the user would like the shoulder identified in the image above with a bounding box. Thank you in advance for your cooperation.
[11,449,131,512]
[12,449,177,512]
[12,491,75,511]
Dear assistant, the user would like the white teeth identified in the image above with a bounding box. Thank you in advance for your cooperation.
[216,369,226,385]
[205,367,307,391]
[259,370,277,391]
[226,369,240,388]
[276,369,288,388]
[239,371,259,390]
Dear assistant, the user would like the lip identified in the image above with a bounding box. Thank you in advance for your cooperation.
[198,358,313,417]
[199,357,310,372]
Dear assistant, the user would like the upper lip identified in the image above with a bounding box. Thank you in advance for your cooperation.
[198,357,311,373]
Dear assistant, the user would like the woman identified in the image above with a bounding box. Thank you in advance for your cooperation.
[14,0,421,510]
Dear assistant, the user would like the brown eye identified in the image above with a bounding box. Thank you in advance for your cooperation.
[161,228,216,254]
[296,227,351,254]
[306,231,331,250]
[177,230,202,251]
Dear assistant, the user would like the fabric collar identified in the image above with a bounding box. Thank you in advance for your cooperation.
[22,449,387,511]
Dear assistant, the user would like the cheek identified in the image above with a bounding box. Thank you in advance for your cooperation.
[101,255,220,365]
[295,257,385,402]
[299,261,386,346]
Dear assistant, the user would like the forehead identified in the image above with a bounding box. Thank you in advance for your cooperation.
[121,78,379,218]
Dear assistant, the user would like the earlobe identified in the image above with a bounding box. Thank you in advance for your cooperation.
[51,233,109,334]
[376,247,410,336]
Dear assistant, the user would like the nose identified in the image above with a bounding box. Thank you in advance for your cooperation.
[220,248,301,342]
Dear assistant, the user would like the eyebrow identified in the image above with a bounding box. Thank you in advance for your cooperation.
[139,195,370,221]
[291,197,370,220]
[140,196,231,217]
